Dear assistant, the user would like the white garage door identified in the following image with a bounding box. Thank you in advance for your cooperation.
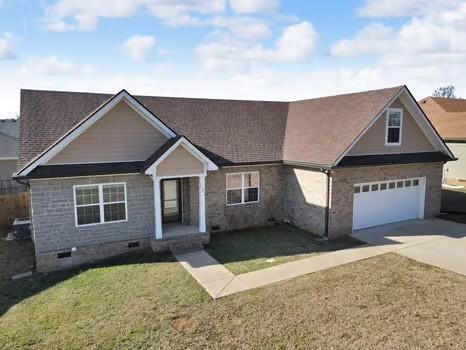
[353,177,425,230]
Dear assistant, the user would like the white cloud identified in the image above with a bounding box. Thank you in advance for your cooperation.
[0,32,16,60]
[228,0,279,14]
[357,0,461,18]
[197,21,318,72]
[21,56,94,75]
[267,21,318,62]
[330,23,394,57]
[211,16,271,40]
[332,1,466,59]
[43,0,226,31]
[121,35,156,62]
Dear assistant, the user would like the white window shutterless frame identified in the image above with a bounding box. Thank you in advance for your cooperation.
[226,172,260,205]
[73,182,128,227]
[385,108,403,146]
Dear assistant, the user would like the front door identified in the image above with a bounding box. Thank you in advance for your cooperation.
[161,179,182,224]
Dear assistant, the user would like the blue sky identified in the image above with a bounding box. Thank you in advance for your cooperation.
[1,0,465,117]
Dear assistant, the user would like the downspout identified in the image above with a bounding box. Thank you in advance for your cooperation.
[324,169,330,237]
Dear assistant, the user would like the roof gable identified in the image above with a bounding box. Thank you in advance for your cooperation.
[284,86,403,166]
[17,90,176,176]
[145,136,218,176]
[47,100,170,164]
[347,97,435,156]
[337,87,453,164]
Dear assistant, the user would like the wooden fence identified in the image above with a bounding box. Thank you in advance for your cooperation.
[0,180,30,228]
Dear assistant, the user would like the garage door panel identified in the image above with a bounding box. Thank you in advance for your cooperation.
[353,178,424,230]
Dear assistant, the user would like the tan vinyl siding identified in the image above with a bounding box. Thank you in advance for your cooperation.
[156,145,204,176]
[48,101,168,164]
[444,143,466,181]
[348,98,435,156]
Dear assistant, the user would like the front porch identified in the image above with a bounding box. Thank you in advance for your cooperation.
[163,223,198,239]
[143,136,218,245]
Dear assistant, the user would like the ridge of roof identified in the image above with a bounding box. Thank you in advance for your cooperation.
[21,85,405,104]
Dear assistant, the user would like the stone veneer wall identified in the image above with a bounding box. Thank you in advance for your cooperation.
[30,174,154,271]
[205,165,283,231]
[282,166,328,235]
[328,162,443,238]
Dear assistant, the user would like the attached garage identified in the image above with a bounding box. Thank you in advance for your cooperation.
[352,177,426,230]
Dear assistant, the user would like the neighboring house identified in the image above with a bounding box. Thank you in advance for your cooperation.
[14,86,453,271]
[419,97,466,184]
[0,118,19,180]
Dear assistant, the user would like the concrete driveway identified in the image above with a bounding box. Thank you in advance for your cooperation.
[352,218,466,276]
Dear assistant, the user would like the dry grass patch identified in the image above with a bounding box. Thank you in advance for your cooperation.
[0,251,465,349]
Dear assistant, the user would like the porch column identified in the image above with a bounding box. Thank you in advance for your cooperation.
[198,175,206,233]
[153,177,162,239]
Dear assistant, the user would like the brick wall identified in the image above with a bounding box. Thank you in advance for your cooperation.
[30,174,155,263]
[282,166,328,235]
[206,165,284,231]
[328,162,443,238]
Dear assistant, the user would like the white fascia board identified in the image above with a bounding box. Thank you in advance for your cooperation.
[17,90,176,176]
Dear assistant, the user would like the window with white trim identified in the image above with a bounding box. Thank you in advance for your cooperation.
[385,108,403,145]
[226,172,260,205]
[74,183,127,226]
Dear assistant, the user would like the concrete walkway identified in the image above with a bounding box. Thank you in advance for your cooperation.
[176,219,466,299]
[175,243,396,299]
[174,250,235,298]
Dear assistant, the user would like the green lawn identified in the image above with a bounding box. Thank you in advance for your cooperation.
[206,224,362,274]
[0,249,465,349]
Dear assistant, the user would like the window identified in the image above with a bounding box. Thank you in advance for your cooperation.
[354,186,361,194]
[413,179,419,186]
[226,172,259,205]
[362,185,370,192]
[405,180,412,187]
[74,183,127,226]
[371,184,379,191]
[389,182,396,189]
[380,183,387,190]
[385,108,403,145]
[396,181,404,188]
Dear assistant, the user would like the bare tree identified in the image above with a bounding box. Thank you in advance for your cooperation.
[432,86,457,98]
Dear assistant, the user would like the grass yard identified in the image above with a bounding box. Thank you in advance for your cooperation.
[0,229,34,281]
[206,224,362,274]
[0,249,465,350]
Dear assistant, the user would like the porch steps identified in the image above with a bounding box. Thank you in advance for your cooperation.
[168,234,204,254]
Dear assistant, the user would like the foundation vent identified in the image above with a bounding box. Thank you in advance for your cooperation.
[57,251,72,259]
[128,241,140,248]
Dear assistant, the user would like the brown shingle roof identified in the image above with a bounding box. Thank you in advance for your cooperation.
[19,86,404,169]
[419,97,466,141]
[284,86,402,166]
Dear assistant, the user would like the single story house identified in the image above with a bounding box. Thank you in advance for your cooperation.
[14,85,454,271]
[0,118,19,180]
[419,97,466,184]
